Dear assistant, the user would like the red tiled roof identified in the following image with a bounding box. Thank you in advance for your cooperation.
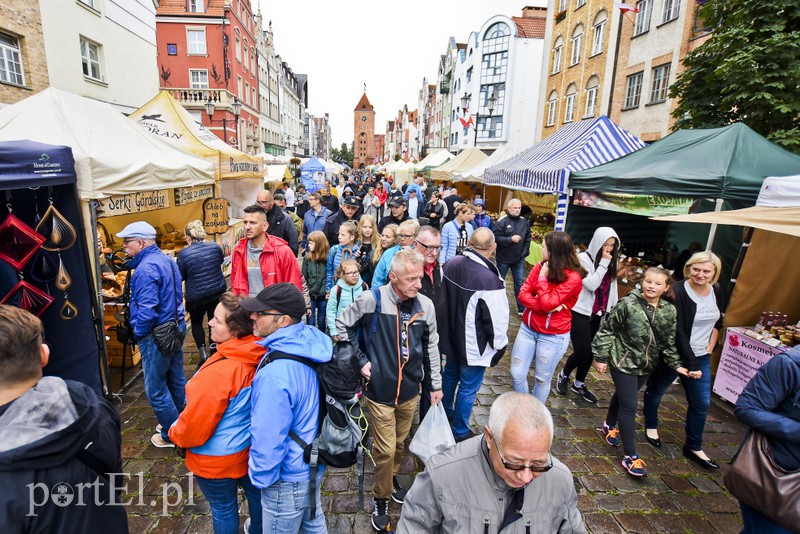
[512,16,546,39]
[355,92,374,111]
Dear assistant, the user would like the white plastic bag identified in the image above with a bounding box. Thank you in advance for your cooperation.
[409,403,456,464]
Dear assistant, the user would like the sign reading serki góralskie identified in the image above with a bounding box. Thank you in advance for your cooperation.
[203,198,229,234]
[98,190,171,218]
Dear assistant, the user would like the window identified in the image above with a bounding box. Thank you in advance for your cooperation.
[79,37,102,81]
[552,38,563,73]
[466,67,472,83]
[650,63,671,102]
[585,79,598,116]
[592,11,607,55]
[243,39,249,69]
[237,76,243,99]
[634,0,653,35]
[0,32,25,86]
[576,0,586,7]
[624,71,644,108]
[570,25,583,66]
[189,69,208,88]
[245,82,250,105]
[235,30,241,61]
[186,28,206,55]
[546,91,558,126]
[564,85,576,123]
[558,0,567,11]
[189,0,204,12]
[78,0,95,8]
[662,0,680,23]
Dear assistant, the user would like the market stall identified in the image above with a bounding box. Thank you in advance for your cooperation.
[300,156,327,192]
[430,147,488,183]
[656,175,800,398]
[414,149,454,172]
[0,88,216,390]
[569,123,800,293]
[0,140,107,393]
[485,116,645,232]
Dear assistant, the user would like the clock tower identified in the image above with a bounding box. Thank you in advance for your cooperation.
[353,91,375,169]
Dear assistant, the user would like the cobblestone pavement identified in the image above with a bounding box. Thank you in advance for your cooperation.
[117,307,746,533]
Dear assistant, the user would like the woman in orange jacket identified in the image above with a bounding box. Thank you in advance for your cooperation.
[510,231,586,403]
[169,292,264,534]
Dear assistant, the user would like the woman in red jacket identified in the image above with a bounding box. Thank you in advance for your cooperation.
[375,182,388,219]
[169,292,265,534]
[510,231,586,403]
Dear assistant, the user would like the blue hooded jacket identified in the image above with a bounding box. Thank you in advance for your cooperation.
[128,244,185,339]
[248,322,333,488]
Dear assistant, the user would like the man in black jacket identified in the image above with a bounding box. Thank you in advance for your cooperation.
[323,195,359,245]
[440,229,509,442]
[0,305,128,533]
[378,196,411,232]
[416,226,444,421]
[493,199,531,315]
[256,189,300,255]
[442,187,462,223]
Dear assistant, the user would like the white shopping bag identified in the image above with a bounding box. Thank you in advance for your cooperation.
[408,403,456,464]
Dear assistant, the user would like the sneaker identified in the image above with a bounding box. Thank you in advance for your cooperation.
[571,382,598,403]
[454,429,479,443]
[371,498,390,531]
[621,455,648,477]
[602,422,620,447]
[150,433,175,448]
[555,373,569,396]
[243,517,251,534]
[155,423,162,433]
[391,477,407,504]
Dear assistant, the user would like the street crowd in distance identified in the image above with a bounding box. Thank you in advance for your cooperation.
[2,169,798,534]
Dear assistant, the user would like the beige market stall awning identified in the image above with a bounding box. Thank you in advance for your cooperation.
[430,148,488,182]
[656,206,800,238]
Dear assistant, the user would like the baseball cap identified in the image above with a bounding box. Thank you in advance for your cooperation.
[343,196,360,207]
[388,197,407,207]
[116,221,156,240]
[474,198,486,207]
[239,282,306,319]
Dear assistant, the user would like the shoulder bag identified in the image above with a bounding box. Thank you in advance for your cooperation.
[152,262,186,355]
[722,429,800,533]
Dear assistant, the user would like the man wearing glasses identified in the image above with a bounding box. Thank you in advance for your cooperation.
[397,392,586,533]
[416,226,445,421]
[116,221,186,448]
[439,228,509,443]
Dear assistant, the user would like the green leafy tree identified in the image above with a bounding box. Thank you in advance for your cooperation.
[670,0,800,152]
[331,142,354,167]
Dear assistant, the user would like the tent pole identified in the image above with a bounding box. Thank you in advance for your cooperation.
[725,226,754,309]
[705,198,724,249]
[89,199,113,399]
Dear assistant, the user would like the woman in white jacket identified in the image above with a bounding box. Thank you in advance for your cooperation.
[555,227,620,403]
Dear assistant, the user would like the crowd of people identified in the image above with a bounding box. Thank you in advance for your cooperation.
[2,170,796,534]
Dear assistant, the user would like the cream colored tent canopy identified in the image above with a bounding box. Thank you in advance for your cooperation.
[130,91,262,181]
[656,206,800,238]
[430,148,488,182]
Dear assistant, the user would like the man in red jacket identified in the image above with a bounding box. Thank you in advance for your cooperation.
[230,204,302,297]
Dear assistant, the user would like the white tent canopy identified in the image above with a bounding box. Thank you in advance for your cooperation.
[414,149,454,171]
[756,175,800,207]
[452,144,524,183]
[0,88,215,199]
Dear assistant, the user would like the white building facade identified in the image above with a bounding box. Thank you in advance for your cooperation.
[256,16,284,155]
[39,0,159,113]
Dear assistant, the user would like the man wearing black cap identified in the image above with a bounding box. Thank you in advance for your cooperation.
[242,283,333,532]
[323,195,359,245]
[378,196,411,233]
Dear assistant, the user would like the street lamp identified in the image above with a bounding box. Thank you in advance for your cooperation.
[205,97,242,148]
[461,89,498,146]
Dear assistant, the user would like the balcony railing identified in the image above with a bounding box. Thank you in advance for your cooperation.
[167,88,238,108]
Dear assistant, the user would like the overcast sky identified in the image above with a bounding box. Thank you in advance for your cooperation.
[255,0,547,148]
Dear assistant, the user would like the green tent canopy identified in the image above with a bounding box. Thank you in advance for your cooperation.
[569,123,800,203]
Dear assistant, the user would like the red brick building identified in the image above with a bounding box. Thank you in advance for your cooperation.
[155,0,260,153]
[373,134,385,164]
[353,92,375,169]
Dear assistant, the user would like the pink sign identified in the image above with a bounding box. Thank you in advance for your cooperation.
[713,327,783,403]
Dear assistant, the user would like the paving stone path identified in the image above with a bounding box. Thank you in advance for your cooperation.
[117,299,746,533]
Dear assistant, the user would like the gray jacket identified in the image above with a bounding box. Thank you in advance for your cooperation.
[397,436,586,534]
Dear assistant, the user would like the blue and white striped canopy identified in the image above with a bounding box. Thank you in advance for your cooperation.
[484,116,645,193]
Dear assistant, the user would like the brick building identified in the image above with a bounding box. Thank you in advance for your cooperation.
[155,0,260,153]
[0,0,49,106]
[353,91,375,169]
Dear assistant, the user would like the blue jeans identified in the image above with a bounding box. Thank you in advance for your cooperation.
[195,475,262,534]
[308,297,327,333]
[740,501,791,533]
[643,354,711,450]
[510,324,570,403]
[441,357,486,439]
[260,469,327,534]
[138,326,186,441]
[497,258,525,313]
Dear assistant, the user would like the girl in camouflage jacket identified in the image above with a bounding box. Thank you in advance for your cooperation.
[591,267,691,477]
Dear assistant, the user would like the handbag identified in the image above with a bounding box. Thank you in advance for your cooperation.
[152,264,185,355]
[722,429,800,533]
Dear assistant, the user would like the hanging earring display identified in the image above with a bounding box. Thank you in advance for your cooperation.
[0,210,46,270]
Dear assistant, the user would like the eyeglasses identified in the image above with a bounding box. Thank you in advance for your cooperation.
[343,271,359,276]
[398,234,414,240]
[414,240,442,253]
[123,238,142,245]
[490,435,553,473]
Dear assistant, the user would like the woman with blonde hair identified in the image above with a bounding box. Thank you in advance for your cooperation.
[643,251,724,469]
[301,231,330,332]
[356,215,379,286]
[326,220,359,293]
[177,220,225,365]
[374,223,398,265]
[440,203,475,263]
